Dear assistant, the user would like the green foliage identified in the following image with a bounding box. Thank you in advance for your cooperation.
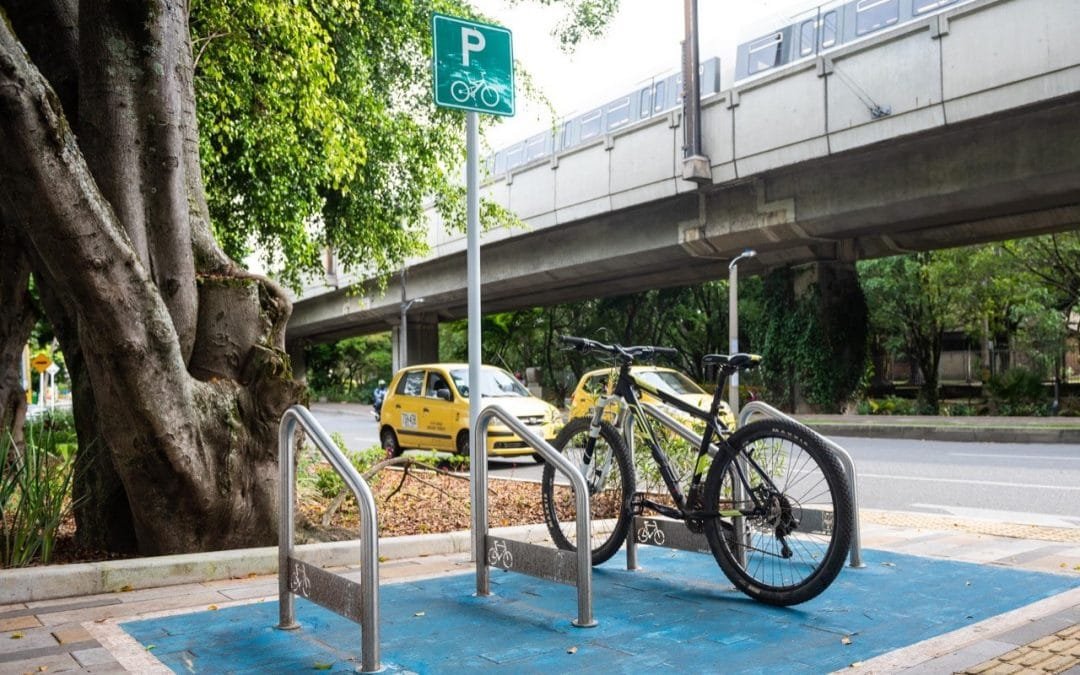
[1,410,81,567]
[986,368,1049,415]
[309,433,389,499]
[306,334,391,401]
[188,0,625,289]
[855,396,919,416]
[190,0,472,287]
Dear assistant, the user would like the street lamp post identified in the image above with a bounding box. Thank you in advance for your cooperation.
[728,249,757,416]
[399,297,424,369]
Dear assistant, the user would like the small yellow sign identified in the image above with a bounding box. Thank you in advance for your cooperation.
[30,353,52,373]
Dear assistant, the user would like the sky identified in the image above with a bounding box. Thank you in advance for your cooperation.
[472,0,817,149]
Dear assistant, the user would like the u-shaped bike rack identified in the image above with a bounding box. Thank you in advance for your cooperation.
[277,405,381,673]
[472,404,597,627]
[622,401,864,569]
[738,400,864,568]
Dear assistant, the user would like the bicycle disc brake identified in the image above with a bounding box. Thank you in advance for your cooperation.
[760,489,799,559]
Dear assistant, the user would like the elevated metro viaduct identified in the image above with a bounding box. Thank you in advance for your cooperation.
[286,0,1080,373]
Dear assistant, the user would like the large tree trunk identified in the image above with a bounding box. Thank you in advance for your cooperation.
[0,1,303,555]
[0,216,36,446]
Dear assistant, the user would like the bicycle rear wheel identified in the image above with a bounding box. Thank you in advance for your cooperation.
[541,417,635,565]
[703,419,853,606]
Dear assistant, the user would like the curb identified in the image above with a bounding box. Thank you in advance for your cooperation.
[0,523,552,605]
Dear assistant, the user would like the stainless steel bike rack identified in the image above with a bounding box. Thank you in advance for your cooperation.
[472,404,597,628]
[738,401,864,568]
[278,405,381,673]
[623,404,714,570]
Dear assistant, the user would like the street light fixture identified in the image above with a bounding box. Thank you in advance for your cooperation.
[399,297,425,369]
[728,248,757,416]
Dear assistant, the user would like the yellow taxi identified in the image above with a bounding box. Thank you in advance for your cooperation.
[567,366,736,431]
[379,363,562,458]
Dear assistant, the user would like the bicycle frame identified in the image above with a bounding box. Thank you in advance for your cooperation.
[585,359,772,524]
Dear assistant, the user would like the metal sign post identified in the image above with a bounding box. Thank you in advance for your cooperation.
[432,13,514,551]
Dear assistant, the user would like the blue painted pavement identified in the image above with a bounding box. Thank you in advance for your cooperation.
[122,548,1080,673]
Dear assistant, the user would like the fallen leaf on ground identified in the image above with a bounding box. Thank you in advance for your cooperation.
[567,646,578,654]
[119,585,133,592]
[10,632,23,639]
[841,636,852,645]
[313,662,332,670]
[208,605,218,611]
[414,611,425,617]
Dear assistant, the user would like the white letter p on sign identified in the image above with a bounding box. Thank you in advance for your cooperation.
[461,27,485,66]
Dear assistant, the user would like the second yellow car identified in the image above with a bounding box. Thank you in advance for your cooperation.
[567,365,736,431]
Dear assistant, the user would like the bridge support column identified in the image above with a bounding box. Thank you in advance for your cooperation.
[391,314,439,370]
[762,261,867,414]
[287,341,307,384]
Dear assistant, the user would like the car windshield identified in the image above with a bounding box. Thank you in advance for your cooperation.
[636,370,705,396]
[450,368,530,398]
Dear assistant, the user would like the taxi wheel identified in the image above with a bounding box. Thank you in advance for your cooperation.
[381,428,402,458]
[456,430,470,456]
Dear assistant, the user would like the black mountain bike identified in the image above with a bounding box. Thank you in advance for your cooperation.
[541,335,854,606]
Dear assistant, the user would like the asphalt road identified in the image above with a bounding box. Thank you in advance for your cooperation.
[309,405,1080,530]
[835,435,1080,529]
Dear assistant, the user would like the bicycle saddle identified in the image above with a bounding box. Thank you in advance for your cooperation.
[702,353,762,370]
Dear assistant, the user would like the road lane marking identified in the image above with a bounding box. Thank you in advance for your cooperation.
[948,452,1080,461]
[859,473,1080,491]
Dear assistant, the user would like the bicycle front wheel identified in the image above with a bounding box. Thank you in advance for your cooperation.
[703,419,853,606]
[541,417,635,565]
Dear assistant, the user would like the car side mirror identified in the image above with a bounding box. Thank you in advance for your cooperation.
[436,388,452,401]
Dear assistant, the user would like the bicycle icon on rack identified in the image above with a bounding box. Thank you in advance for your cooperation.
[637,519,666,546]
[487,539,514,568]
[289,562,311,597]
[450,76,500,108]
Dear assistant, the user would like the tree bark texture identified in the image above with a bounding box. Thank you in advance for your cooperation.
[0,1,303,554]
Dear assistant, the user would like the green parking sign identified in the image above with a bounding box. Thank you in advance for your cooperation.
[432,13,514,116]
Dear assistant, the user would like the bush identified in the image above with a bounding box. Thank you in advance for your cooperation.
[856,396,919,415]
[986,368,1049,415]
[1,410,81,567]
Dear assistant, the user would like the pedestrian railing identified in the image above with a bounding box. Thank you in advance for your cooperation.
[739,401,864,568]
[472,405,597,627]
[277,405,381,673]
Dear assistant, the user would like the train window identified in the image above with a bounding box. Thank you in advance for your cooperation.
[525,133,548,162]
[856,0,899,35]
[913,0,957,14]
[505,143,525,170]
[580,108,603,141]
[821,11,838,48]
[653,81,666,113]
[799,20,816,57]
[639,88,652,118]
[748,32,784,74]
[606,96,631,131]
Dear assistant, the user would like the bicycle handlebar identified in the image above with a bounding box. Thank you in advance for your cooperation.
[559,335,680,364]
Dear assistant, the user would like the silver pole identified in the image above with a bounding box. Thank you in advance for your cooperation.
[466,111,484,578]
[400,302,408,369]
[277,415,298,630]
[728,262,740,416]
